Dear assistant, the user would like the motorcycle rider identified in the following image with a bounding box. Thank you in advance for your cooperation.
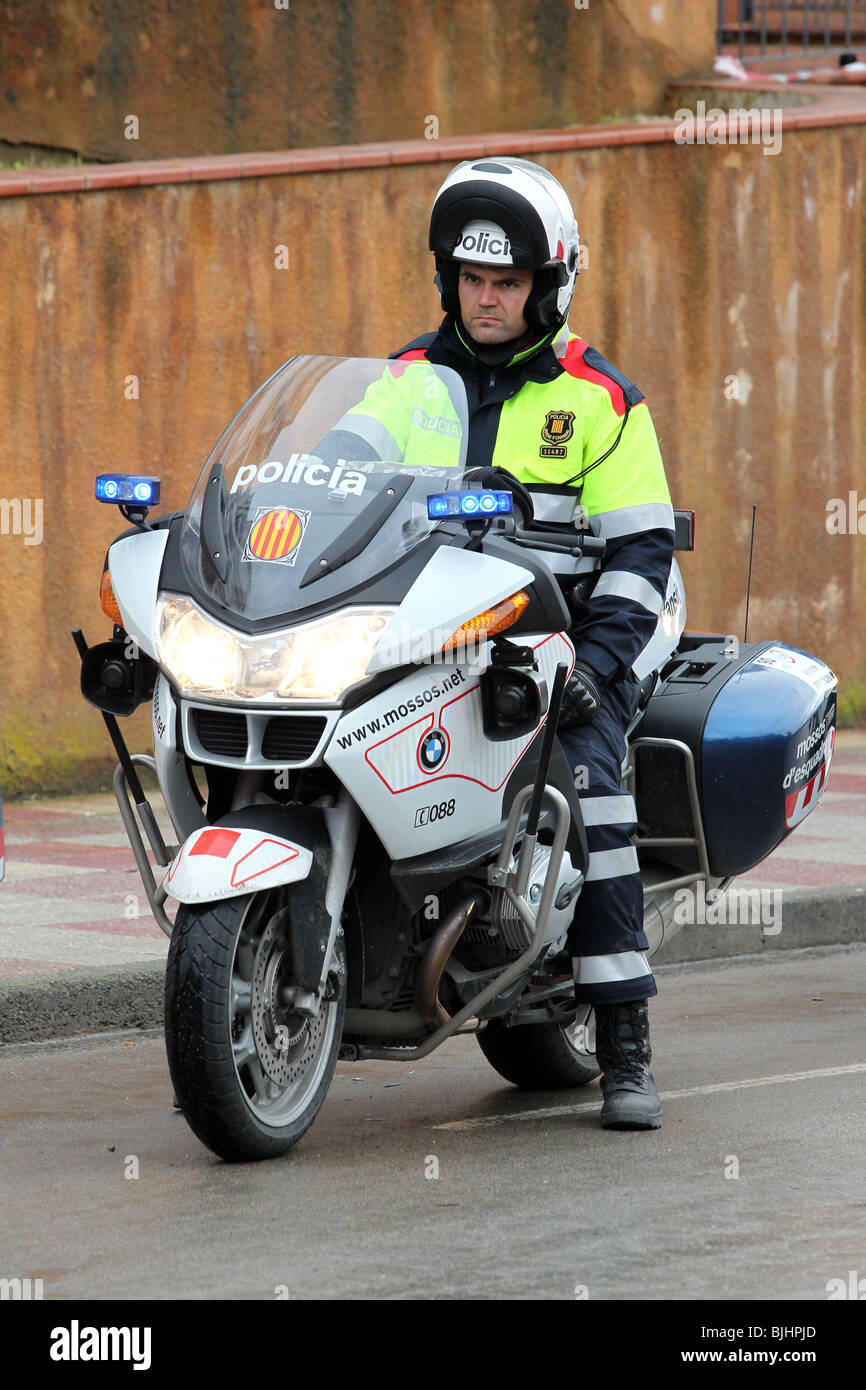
[328,158,675,1129]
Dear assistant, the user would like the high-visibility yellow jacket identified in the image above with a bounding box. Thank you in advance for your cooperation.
[339,318,675,685]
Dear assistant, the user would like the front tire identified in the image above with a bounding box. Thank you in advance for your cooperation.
[477,1004,600,1089]
[165,888,345,1161]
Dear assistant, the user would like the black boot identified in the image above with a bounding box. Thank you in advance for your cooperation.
[594,999,661,1130]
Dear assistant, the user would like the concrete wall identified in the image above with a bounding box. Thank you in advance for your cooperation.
[0,116,863,792]
[0,0,715,161]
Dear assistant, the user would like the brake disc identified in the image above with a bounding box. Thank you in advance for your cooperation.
[250,914,322,1086]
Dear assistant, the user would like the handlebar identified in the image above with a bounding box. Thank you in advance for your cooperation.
[576,534,606,557]
[511,526,607,560]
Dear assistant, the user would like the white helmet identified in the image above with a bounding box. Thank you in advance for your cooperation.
[428,157,580,334]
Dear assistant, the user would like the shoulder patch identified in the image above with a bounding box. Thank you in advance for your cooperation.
[561,340,645,417]
[388,331,437,361]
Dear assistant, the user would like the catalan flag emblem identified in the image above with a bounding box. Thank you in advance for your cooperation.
[541,410,575,445]
[245,507,309,564]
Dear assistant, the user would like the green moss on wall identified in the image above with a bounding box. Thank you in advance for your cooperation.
[837,677,866,728]
[0,706,152,798]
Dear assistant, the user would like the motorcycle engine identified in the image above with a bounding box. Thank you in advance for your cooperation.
[465,844,582,955]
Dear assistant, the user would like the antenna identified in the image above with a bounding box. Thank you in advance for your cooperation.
[743,504,757,643]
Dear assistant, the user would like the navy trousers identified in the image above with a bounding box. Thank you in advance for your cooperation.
[558,672,657,1006]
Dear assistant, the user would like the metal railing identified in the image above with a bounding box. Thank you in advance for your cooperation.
[717,1,866,57]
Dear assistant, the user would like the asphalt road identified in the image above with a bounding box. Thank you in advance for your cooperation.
[1,944,864,1302]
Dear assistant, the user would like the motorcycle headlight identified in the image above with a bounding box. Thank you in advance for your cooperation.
[155,594,394,703]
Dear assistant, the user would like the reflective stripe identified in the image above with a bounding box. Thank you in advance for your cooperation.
[572,950,653,985]
[528,492,578,523]
[592,570,663,616]
[591,503,675,539]
[334,411,402,461]
[552,323,572,359]
[584,846,640,881]
[579,793,637,827]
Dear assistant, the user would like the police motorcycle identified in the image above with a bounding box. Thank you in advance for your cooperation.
[75,355,837,1161]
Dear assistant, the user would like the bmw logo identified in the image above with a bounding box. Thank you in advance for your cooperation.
[418,728,449,773]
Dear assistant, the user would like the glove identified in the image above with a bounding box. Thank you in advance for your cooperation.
[558,661,607,728]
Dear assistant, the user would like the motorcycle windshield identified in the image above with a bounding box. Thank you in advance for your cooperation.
[180,355,469,622]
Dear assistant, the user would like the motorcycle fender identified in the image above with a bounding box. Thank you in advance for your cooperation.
[163,824,314,905]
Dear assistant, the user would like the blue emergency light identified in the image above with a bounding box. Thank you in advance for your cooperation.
[95,474,161,506]
[426,489,512,521]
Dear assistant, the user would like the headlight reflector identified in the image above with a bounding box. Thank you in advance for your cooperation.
[155,594,394,703]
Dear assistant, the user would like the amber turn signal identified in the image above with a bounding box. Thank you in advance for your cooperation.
[100,568,122,625]
[442,590,530,651]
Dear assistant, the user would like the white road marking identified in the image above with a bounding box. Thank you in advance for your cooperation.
[0,861,95,882]
[432,1062,866,1129]
[0,925,169,964]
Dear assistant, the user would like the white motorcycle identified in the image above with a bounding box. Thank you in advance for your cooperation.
[76,355,837,1160]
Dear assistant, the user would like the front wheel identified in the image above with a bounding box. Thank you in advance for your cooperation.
[165,888,345,1161]
[476,1004,600,1089]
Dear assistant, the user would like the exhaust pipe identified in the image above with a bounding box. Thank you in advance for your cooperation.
[414,889,487,1027]
[342,889,488,1039]
[644,876,732,956]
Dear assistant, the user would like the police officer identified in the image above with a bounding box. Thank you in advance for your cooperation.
[344,158,675,1129]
